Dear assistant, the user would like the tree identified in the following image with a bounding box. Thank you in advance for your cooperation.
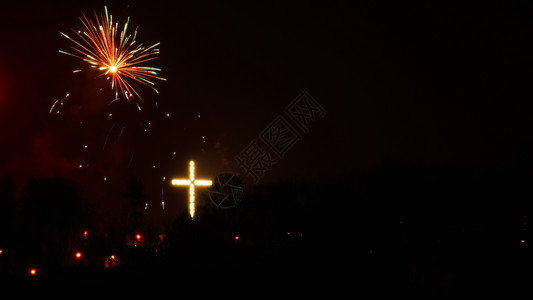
[17,177,86,271]
[122,176,145,246]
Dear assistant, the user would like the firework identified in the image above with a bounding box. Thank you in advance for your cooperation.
[60,6,166,103]
[49,93,70,114]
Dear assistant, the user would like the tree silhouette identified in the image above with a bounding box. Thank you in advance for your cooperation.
[0,176,17,273]
[122,177,145,250]
[15,177,86,271]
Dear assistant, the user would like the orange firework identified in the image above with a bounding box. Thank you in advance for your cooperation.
[60,6,165,103]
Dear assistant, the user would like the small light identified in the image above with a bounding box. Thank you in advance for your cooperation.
[110,255,116,260]
[234,235,239,241]
[83,231,88,238]
[522,239,526,243]
[30,269,37,275]
[136,234,141,240]
[78,164,83,168]
[287,232,291,236]
[84,145,88,149]
[75,252,82,259]
[0,249,3,254]
[166,113,170,118]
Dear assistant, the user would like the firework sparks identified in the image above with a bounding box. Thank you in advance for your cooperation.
[59,6,166,103]
[117,125,126,142]
[49,93,70,114]
[102,123,116,150]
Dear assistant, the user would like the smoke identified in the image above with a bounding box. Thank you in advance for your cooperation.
[214,132,231,169]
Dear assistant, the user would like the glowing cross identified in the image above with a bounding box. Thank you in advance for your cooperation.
[171,160,212,219]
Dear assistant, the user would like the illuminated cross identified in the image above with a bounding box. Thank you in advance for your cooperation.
[171,160,212,219]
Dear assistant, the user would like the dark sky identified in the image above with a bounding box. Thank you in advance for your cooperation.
[1,0,533,215]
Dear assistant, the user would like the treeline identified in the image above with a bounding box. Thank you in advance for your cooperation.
[1,161,532,296]
[0,176,151,275]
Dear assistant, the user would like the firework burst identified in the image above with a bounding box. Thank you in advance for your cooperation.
[60,6,166,103]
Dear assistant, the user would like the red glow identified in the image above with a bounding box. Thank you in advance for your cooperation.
[234,235,239,241]
[75,252,82,259]
[0,75,3,105]
[30,269,37,275]
[136,234,141,240]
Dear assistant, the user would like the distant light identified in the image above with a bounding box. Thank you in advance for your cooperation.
[234,235,239,241]
[110,255,116,260]
[136,234,141,240]
[166,113,170,118]
[0,249,3,254]
[78,164,83,168]
[83,231,88,238]
[522,239,526,243]
[75,252,82,259]
[84,145,88,149]
[30,269,37,275]
[287,232,291,236]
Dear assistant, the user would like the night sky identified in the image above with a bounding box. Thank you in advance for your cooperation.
[4,0,533,296]
[1,0,533,216]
